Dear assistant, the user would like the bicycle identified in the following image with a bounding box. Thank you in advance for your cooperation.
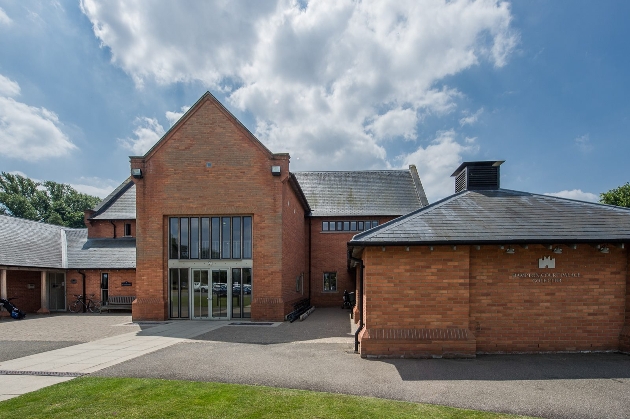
[68,294,102,313]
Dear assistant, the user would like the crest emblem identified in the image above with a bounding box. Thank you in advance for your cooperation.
[538,256,555,269]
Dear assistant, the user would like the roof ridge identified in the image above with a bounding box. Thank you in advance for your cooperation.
[0,213,66,230]
[350,190,469,242]
[293,169,410,174]
[500,188,630,212]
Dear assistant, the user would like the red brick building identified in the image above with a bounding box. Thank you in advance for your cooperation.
[349,161,630,357]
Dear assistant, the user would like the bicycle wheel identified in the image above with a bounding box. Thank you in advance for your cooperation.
[88,300,101,313]
[68,301,82,313]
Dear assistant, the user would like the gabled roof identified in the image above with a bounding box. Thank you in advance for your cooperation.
[293,167,427,217]
[350,189,630,245]
[0,215,136,270]
[132,91,276,162]
[90,178,136,220]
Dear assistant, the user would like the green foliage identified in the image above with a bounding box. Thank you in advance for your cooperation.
[0,172,101,228]
[0,377,535,419]
[600,182,630,208]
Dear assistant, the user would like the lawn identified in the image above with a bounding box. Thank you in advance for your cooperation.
[0,377,537,419]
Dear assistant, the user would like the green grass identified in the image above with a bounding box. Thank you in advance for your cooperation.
[0,377,537,419]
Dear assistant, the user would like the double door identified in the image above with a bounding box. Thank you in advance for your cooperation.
[191,268,252,319]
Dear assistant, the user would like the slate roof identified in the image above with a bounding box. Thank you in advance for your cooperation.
[66,229,136,269]
[349,189,630,245]
[0,215,136,270]
[90,178,136,220]
[0,214,65,269]
[293,168,428,217]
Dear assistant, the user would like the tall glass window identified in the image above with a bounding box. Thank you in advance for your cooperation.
[222,217,231,259]
[190,218,199,259]
[211,217,220,259]
[180,218,189,259]
[169,218,179,259]
[232,217,241,259]
[201,218,210,259]
[243,216,252,259]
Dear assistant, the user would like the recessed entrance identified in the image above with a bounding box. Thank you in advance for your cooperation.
[47,272,65,311]
[188,267,252,320]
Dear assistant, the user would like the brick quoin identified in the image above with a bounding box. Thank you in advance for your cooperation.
[356,244,629,358]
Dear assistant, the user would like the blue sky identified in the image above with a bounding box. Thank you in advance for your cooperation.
[0,1,628,203]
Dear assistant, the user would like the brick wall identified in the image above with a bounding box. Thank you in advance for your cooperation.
[66,269,136,306]
[359,245,475,358]
[356,243,628,357]
[619,250,630,352]
[85,218,136,239]
[4,270,42,313]
[471,245,626,353]
[310,216,393,307]
[130,95,291,321]
[281,181,309,313]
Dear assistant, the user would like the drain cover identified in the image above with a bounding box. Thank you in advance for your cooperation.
[0,370,84,377]
[229,322,275,326]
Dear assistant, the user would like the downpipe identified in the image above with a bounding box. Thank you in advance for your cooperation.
[349,255,364,354]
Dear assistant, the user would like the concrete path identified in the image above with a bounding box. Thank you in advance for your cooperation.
[0,315,235,401]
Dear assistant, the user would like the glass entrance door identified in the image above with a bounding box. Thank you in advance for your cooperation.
[211,269,228,318]
[231,268,252,318]
[169,268,189,318]
[192,269,209,319]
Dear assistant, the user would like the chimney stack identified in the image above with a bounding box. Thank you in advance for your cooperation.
[451,161,504,193]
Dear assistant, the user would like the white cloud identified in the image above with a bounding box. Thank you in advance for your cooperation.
[165,106,190,126]
[71,177,120,198]
[82,0,517,171]
[118,117,165,156]
[0,7,12,26]
[0,74,76,161]
[459,107,484,126]
[0,74,20,97]
[399,130,478,202]
[544,189,599,203]
[574,134,592,153]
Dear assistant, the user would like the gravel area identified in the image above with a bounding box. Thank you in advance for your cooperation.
[0,313,139,342]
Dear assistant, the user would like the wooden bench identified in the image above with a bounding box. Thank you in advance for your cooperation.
[101,296,135,312]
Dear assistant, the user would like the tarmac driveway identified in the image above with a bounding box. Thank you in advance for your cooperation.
[92,308,630,419]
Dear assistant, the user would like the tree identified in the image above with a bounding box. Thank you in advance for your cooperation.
[0,172,102,228]
[600,182,630,208]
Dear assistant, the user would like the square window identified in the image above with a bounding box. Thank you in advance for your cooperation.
[323,272,337,292]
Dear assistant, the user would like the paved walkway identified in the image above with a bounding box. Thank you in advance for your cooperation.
[1,310,630,419]
[0,315,234,401]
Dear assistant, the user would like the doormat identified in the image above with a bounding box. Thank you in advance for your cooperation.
[228,322,275,326]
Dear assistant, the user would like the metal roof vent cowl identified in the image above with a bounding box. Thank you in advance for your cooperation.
[451,161,504,193]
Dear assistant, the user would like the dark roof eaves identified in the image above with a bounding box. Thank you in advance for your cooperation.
[349,238,630,247]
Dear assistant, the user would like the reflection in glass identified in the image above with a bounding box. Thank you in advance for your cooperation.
[211,218,220,259]
[180,218,189,259]
[170,268,179,318]
[242,268,252,318]
[190,218,199,259]
[212,269,228,318]
[192,269,209,318]
[232,268,241,318]
[222,218,231,259]
[243,217,252,259]
[169,218,179,259]
[232,217,241,259]
[180,268,189,318]
[201,218,210,259]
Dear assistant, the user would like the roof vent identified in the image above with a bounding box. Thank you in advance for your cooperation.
[451,161,504,193]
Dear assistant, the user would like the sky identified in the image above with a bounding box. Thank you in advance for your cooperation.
[0,0,628,203]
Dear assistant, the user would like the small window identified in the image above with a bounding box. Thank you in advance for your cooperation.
[322,221,328,231]
[343,221,349,231]
[336,222,343,231]
[372,221,379,228]
[323,272,337,292]
[329,222,336,231]
[124,223,132,237]
[350,221,356,231]
[358,221,364,231]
